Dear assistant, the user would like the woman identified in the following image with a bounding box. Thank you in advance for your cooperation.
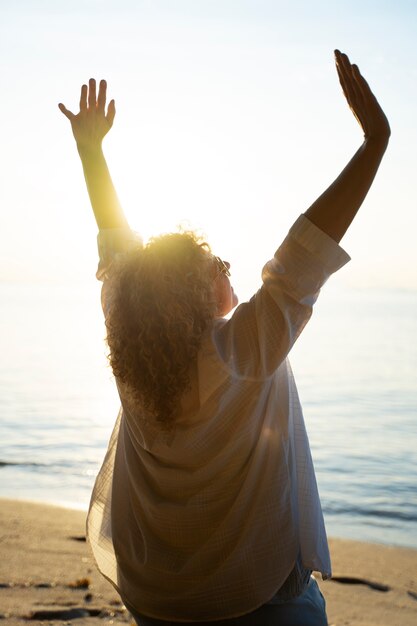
[59,50,390,626]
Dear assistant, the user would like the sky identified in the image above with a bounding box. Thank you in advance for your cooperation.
[1,0,417,300]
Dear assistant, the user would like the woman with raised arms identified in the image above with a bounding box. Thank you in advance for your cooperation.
[59,50,390,626]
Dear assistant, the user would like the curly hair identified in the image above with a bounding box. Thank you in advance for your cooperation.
[105,231,218,429]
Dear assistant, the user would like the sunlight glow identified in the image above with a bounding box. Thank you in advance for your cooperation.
[1,1,416,291]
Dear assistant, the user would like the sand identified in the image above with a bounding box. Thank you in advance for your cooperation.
[0,499,416,626]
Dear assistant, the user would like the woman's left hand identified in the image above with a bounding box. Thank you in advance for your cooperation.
[335,49,391,145]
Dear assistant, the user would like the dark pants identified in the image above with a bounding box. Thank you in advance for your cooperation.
[127,576,328,626]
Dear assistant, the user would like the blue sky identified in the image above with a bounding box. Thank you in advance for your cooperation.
[1,0,416,297]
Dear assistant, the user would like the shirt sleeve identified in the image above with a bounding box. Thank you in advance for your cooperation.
[96,227,143,282]
[213,214,351,379]
[96,227,144,317]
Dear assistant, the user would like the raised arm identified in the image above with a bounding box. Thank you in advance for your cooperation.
[59,79,129,230]
[304,50,391,243]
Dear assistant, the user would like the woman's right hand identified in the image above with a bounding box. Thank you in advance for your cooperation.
[58,79,115,153]
[59,79,127,230]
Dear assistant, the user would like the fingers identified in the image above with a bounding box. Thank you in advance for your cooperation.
[58,102,75,121]
[335,50,366,128]
[106,99,116,127]
[336,51,362,105]
[97,79,107,113]
[335,59,349,102]
[352,64,373,102]
[79,78,110,113]
[79,84,88,112]
[335,50,351,104]
[88,78,96,109]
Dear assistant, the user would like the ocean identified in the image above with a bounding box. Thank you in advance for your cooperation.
[0,281,416,549]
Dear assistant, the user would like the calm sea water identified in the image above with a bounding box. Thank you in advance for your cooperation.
[0,281,416,549]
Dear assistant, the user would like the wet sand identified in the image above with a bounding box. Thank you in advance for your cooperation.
[0,499,416,625]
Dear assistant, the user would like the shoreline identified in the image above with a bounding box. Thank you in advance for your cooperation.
[5,494,416,551]
[1,498,417,625]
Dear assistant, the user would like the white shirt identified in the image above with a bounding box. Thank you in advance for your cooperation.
[87,214,350,621]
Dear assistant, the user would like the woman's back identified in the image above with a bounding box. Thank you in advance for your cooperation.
[59,49,390,624]
[87,215,348,620]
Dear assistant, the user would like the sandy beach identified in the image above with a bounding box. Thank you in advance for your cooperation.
[0,499,416,626]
